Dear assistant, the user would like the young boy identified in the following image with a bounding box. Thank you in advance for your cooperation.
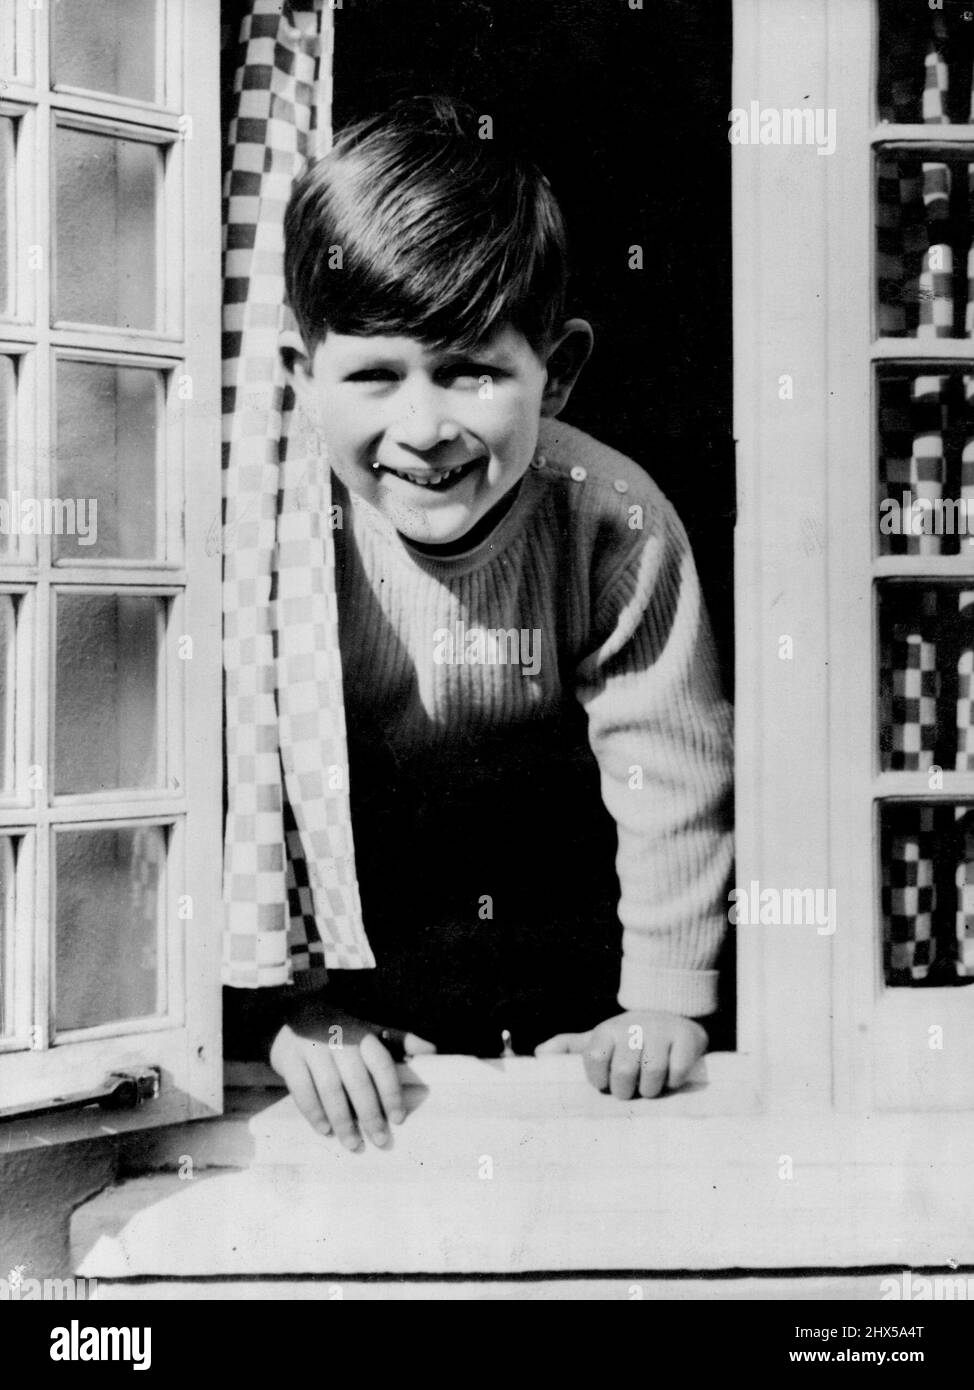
[261,95,733,1150]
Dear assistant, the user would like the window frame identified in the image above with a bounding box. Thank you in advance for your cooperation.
[27,0,974,1279]
[827,0,974,1112]
[735,0,974,1117]
[730,0,838,1116]
[0,0,222,1140]
[12,0,940,1164]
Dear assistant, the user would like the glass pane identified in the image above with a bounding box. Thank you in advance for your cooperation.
[0,595,16,794]
[0,837,16,1038]
[875,148,974,342]
[54,127,159,330]
[0,116,16,318]
[53,0,158,103]
[0,357,14,553]
[55,360,161,561]
[54,592,163,794]
[877,582,974,773]
[0,3,21,82]
[878,2,974,126]
[881,803,974,987]
[55,824,166,1030]
[877,368,974,558]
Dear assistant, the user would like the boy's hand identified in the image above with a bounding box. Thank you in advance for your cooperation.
[534,1010,707,1099]
[269,1003,436,1150]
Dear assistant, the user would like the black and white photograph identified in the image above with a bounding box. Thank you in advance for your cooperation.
[0,0,970,1347]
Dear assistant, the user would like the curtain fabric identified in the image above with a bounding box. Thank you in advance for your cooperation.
[878,579,974,984]
[882,802,974,986]
[875,10,974,344]
[221,0,374,988]
[875,9,974,985]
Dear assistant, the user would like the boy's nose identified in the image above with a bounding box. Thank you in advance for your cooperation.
[391,384,460,452]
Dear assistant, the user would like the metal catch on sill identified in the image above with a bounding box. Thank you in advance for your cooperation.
[0,1067,160,1123]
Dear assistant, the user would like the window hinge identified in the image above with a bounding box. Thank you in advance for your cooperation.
[0,1067,160,1123]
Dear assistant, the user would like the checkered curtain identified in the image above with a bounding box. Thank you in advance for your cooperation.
[879,371,974,561]
[876,9,974,343]
[882,7,968,125]
[884,806,939,984]
[879,374,948,559]
[881,587,974,775]
[876,155,958,340]
[870,7,974,984]
[884,804,974,985]
[221,0,374,988]
[881,586,974,984]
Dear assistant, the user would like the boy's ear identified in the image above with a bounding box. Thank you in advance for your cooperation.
[280,329,318,422]
[540,318,594,418]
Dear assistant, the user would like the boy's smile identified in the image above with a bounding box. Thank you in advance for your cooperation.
[293,322,590,548]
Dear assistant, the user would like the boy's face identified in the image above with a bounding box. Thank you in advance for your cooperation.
[294,324,583,548]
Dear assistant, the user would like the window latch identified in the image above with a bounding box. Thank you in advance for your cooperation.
[0,1067,160,1123]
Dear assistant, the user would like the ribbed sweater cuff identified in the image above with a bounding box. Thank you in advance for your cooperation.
[617,964,719,1018]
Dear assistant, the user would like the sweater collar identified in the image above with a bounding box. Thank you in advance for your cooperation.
[341,461,545,577]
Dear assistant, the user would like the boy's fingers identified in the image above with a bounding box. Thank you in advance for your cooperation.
[638,1042,671,1099]
[534,1031,592,1055]
[334,1049,391,1149]
[667,1029,703,1092]
[370,1026,436,1062]
[268,1023,296,1078]
[582,1034,614,1092]
[359,1032,407,1124]
[609,1040,642,1099]
[306,1053,362,1151]
[281,1057,333,1137]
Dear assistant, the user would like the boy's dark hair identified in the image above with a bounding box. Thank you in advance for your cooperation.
[284,95,569,355]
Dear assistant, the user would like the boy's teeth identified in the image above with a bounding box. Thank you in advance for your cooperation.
[391,463,468,486]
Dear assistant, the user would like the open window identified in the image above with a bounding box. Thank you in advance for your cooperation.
[0,0,222,1135]
[18,0,963,1169]
[834,0,974,1110]
[4,0,745,1145]
[14,0,974,1290]
[733,0,974,1115]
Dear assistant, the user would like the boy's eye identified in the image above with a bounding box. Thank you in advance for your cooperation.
[439,363,499,384]
[342,363,502,385]
[344,368,399,384]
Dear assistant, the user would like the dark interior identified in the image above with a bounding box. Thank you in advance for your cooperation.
[333,0,735,685]
[221,0,736,1053]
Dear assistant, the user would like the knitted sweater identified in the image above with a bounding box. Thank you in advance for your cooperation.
[331,417,733,1027]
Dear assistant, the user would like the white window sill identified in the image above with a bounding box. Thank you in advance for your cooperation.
[69,1053,974,1277]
